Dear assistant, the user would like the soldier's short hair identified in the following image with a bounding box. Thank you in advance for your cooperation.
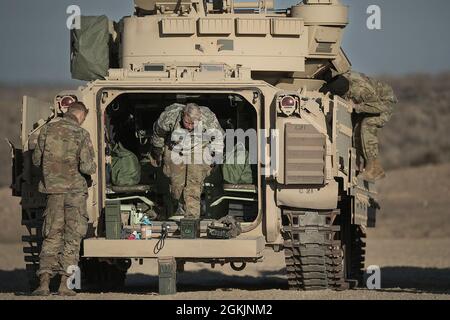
[184,103,202,122]
[67,102,89,115]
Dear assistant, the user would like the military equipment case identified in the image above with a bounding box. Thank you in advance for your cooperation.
[105,201,122,239]
[180,219,201,239]
[158,257,177,295]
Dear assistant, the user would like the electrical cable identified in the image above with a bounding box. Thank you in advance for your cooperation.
[154,223,169,254]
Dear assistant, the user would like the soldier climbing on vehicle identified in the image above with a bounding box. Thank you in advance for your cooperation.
[321,71,398,181]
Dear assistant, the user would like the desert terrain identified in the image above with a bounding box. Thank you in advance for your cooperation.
[0,162,449,300]
[0,74,449,300]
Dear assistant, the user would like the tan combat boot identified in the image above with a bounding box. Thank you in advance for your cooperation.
[31,273,51,296]
[58,275,77,296]
[360,159,386,182]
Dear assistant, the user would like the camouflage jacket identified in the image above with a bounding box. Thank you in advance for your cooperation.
[151,103,224,157]
[32,113,97,194]
[344,71,398,114]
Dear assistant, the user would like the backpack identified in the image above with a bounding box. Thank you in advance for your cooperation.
[111,143,141,186]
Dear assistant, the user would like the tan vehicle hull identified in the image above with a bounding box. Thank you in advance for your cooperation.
[13,0,378,293]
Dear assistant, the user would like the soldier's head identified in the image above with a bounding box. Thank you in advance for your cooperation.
[67,102,89,125]
[182,103,202,132]
[321,74,350,97]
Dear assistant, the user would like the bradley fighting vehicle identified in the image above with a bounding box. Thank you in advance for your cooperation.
[11,0,378,293]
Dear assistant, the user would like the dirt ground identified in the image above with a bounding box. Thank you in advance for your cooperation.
[0,164,449,300]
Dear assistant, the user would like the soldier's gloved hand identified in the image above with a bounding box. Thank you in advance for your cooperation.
[149,147,163,167]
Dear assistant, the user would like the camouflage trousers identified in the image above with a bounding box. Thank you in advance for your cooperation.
[37,193,89,277]
[361,110,392,161]
[163,147,212,218]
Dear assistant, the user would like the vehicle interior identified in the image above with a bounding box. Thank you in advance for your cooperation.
[102,93,259,236]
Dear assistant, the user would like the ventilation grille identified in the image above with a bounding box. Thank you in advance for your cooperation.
[285,123,326,185]
[316,42,333,53]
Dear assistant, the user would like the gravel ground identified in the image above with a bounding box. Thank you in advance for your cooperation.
[1,238,450,300]
[1,164,450,300]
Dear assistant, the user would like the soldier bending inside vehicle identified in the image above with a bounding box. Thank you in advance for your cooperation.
[322,71,398,181]
[32,102,96,296]
[149,103,224,219]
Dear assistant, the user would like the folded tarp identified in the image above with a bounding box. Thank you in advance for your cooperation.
[71,16,110,81]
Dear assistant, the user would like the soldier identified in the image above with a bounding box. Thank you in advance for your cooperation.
[150,103,224,219]
[322,71,397,181]
[31,102,96,296]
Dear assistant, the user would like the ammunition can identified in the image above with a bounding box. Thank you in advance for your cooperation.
[180,218,200,239]
[158,257,177,295]
[105,201,122,239]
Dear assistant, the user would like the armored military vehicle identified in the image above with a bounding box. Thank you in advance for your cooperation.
[11,0,378,293]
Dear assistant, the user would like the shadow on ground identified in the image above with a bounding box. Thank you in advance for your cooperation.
[0,269,28,293]
[1,266,450,296]
[0,268,288,295]
[125,269,288,294]
[377,267,450,294]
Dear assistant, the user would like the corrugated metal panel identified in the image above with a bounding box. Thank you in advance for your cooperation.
[161,18,195,35]
[271,18,304,36]
[236,18,270,35]
[285,123,326,185]
[198,18,233,35]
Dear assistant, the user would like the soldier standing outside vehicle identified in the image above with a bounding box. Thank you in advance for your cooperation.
[31,102,96,296]
[149,103,224,219]
[322,71,398,181]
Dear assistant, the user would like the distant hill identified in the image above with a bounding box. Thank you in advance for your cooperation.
[379,73,450,169]
[1,73,450,187]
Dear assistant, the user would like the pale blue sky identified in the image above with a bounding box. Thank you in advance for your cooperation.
[1,0,449,84]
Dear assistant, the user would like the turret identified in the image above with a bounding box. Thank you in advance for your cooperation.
[70,0,351,81]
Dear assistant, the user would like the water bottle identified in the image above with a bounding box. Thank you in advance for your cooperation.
[140,215,153,240]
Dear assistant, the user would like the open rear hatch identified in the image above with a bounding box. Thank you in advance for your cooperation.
[84,91,263,259]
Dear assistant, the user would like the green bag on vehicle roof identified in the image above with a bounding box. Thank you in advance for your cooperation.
[70,16,110,81]
[222,142,253,185]
[111,143,141,186]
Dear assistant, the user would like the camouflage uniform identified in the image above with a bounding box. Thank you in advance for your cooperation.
[151,104,224,218]
[343,71,397,161]
[32,113,96,277]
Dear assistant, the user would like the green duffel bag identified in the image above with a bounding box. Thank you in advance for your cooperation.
[111,143,141,186]
[222,142,253,185]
